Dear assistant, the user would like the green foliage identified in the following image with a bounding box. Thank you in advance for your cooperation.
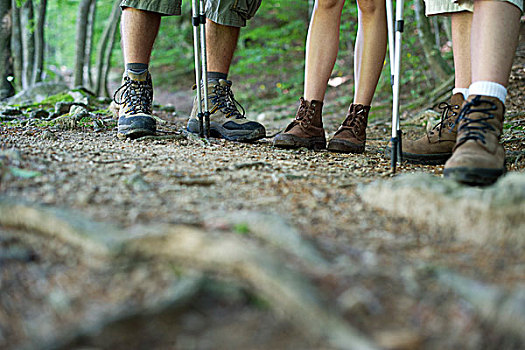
[233,223,250,235]
[39,0,454,117]
[39,92,74,105]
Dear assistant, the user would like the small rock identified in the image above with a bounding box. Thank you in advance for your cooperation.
[54,102,74,115]
[29,109,49,119]
[257,112,266,122]
[1,107,22,116]
[96,96,112,104]
[70,105,89,119]
[127,172,151,192]
[373,329,423,350]
[68,91,89,104]
[338,286,383,315]
[158,104,176,112]
[41,130,57,140]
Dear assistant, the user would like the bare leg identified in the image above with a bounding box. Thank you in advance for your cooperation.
[121,8,161,64]
[206,19,240,74]
[471,0,521,86]
[353,0,386,105]
[304,0,346,102]
[451,11,472,89]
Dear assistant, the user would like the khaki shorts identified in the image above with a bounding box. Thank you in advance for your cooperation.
[120,0,262,27]
[424,0,523,15]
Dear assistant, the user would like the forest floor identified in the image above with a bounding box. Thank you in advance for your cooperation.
[1,25,525,350]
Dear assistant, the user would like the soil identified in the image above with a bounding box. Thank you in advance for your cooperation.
[1,23,524,350]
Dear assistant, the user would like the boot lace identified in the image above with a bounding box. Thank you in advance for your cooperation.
[452,96,497,146]
[113,75,153,115]
[334,106,368,136]
[294,98,316,128]
[431,101,459,137]
[342,108,366,132]
[210,82,245,119]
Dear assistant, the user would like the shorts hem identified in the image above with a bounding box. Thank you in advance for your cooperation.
[120,0,181,16]
[206,12,246,27]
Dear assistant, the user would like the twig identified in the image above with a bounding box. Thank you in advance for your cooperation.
[90,158,145,164]
[135,134,186,142]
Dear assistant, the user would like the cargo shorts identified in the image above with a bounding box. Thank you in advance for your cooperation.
[120,0,262,27]
[424,0,523,15]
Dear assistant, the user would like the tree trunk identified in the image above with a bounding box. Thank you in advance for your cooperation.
[95,0,121,96]
[84,0,96,88]
[413,0,452,80]
[21,0,35,89]
[74,0,94,87]
[10,0,22,91]
[32,0,47,85]
[442,16,452,44]
[0,0,15,99]
[102,16,120,97]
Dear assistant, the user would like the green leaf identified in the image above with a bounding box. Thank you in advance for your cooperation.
[9,167,42,179]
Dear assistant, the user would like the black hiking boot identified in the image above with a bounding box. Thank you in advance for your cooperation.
[113,70,156,139]
[187,79,266,142]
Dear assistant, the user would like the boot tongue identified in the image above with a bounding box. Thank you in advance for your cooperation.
[342,104,370,127]
[450,93,465,109]
[219,79,232,87]
[306,99,323,128]
[126,70,149,82]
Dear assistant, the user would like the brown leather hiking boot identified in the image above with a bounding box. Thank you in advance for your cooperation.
[402,93,464,164]
[273,97,326,150]
[327,104,371,154]
[444,95,506,186]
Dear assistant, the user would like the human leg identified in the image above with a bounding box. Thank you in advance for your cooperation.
[114,7,164,139]
[304,0,346,102]
[353,0,387,106]
[444,0,522,185]
[327,0,386,153]
[274,0,345,150]
[470,1,521,86]
[206,19,240,76]
[451,10,472,93]
[401,9,472,163]
[121,8,161,65]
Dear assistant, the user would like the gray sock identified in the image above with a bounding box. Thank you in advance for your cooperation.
[126,63,148,75]
[207,71,227,81]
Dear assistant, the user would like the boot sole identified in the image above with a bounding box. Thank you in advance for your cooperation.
[187,119,266,142]
[443,166,505,186]
[118,115,156,139]
[117,127,156,139]
[402,151,452,165]
[327,139,364,154]
[273,134,326,151]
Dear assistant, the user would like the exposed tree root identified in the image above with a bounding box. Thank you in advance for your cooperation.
[434,268,525,343]
[0,197,379,350]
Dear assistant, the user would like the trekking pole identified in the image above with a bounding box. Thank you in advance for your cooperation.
[389,0,404,173]
[191,0,210,138]
[386,0,395,87]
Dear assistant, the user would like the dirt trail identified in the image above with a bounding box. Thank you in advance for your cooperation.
[1,28,524,350]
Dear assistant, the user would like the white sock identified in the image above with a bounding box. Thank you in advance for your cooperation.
[452,88,469,100]
[468,81,507,104]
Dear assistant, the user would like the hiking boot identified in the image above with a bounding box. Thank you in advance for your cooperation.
[402,93,464,164]
[113,70,156,139]
[273,97,326,150]
[187,79,266,142]
[444,95,506,186]
[327,103,371,154]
